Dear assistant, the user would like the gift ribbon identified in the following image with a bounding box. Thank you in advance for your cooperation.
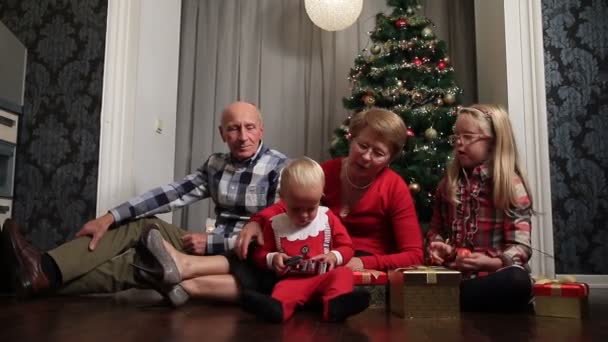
[355,269,386,284]
[533,276,589,297]
[394,266,447,284]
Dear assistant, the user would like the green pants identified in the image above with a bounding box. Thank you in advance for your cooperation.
[47,217,187,295]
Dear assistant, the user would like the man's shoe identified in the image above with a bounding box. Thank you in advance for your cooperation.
[3,219,49,298]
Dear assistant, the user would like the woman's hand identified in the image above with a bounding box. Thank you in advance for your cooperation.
[345,257,364,271]
[447,252,503,272]
[236,221,263,260]
[272,253,289,274]
[428,241,454,265]
[311,252,338,272]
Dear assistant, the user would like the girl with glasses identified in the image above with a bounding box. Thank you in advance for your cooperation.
[427,104,534,313]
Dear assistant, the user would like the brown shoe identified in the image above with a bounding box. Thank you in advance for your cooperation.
[3,219,49,298]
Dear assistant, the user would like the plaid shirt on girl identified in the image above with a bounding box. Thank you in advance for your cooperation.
[110,143,287,254]
[427,163,532,272]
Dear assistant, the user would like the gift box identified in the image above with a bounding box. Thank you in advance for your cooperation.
[389,266,461,319]
[533,279,589,319]
[354,269,388,309]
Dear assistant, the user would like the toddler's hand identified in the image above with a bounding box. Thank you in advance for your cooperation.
[272,253,290,274]
[311,252,338,271]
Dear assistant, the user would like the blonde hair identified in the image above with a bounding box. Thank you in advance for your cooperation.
[280,157,325,194]
[444,104,533,210]
[349,108,407,158]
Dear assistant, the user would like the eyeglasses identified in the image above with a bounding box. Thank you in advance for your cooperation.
[352,140,390,162]
[448,133,490,146]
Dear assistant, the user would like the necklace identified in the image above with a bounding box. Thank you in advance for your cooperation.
[344,163,373,190]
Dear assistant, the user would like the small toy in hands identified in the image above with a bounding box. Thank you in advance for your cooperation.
[284,255,328,276]
[455,248,471,259]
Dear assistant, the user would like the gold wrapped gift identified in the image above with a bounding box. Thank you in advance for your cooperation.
[389,266,461,319]
[533,276,589,319]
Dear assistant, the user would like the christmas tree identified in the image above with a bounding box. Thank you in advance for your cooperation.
[330,0,462,223]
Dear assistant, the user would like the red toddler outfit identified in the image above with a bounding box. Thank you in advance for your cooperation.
[252,206,361,321]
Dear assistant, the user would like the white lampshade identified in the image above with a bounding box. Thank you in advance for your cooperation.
[304,0,364,31]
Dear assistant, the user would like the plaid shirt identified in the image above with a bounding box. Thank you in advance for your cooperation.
[110,143,287,254]
[427,163,532,274]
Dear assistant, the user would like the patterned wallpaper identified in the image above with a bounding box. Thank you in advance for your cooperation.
[0,0,106,250]
[542,0,608,274]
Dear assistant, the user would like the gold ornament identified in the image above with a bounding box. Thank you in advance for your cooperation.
[421,27,434,40]
[409,183,421,193]
[443,93,456,105]
[412,91,424,103]
[370,44,382,55]
[424,127,438,140]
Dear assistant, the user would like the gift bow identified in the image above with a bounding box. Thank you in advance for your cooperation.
[534,275,577,285]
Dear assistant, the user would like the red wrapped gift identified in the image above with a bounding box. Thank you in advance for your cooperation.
[533,282,589,298]
[353,269,387,285]
[533,278,589,319]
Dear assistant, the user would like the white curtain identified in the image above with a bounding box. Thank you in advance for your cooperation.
[174,0,476,230]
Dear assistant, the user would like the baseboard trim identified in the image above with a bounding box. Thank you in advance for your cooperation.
[556,275,608,289]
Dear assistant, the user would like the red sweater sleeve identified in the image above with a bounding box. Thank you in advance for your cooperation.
[250,201,287,228]
[359,176,424,270]
[251,219,279,270]
[327,210,354,265]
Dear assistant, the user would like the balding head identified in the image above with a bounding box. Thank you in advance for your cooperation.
[219,101,264,161]
[221,101,262,126]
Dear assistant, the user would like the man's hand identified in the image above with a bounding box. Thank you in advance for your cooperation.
[236,221,263,260]
[272,253,289,274]
[75,213,115,251]
[428,241,454,265]
[311,252,338,272]
[181,233,207,255]
[447,252,503,272]
[345,257,364,271]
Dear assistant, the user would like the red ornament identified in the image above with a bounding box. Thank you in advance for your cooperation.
[437,61,447,70]
[455,248,471,259]
[413,57,423,66]
[395,18,408,29]
[406,128,415,137]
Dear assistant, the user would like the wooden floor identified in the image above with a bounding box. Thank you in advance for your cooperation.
[1,289,607,342]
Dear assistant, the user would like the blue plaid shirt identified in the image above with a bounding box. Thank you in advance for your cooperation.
[110,143,287,254]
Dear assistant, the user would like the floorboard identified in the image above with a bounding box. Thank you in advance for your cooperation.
[1,288,606,341]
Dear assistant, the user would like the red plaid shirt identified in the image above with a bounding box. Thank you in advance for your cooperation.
[427,163,532,272]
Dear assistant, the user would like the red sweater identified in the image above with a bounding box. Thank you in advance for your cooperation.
[251,158,423,270]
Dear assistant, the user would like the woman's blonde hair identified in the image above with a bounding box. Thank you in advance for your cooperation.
[444,104,533,210]
[279,157,325,194]
[349,108,407,159]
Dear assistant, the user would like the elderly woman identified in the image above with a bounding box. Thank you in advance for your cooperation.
[136,108,424,306]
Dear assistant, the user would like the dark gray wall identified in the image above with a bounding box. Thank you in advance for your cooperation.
[542,0,608,274]
[0,0,107,249]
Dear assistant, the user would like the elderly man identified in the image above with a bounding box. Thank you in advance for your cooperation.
[5,101,287,298]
